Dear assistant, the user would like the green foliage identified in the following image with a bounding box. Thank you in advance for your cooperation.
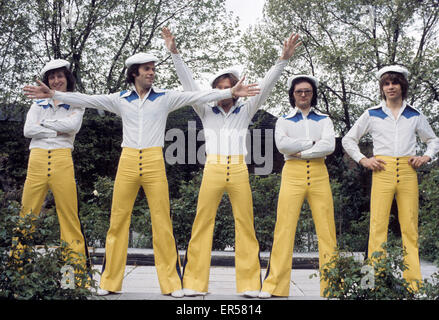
[0,194,98,300]
[418,167,439,264]
[78,176,113,248]
[250,174,280,251]
[317,242,418,300]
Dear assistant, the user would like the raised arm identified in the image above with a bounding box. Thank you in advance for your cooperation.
[246,33,301,118]
[162,27,205,116]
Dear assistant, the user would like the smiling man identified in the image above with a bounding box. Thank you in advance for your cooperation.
[18,59,89,269]
[342,65,439,290]
[259,75,337,298]
[24,52,260,298]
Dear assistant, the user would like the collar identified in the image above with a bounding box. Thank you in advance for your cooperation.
[120,86,166,102]
[283,107,328,122]
[374,100,419,119]
[36,99,70,110]
[211,102,244,115]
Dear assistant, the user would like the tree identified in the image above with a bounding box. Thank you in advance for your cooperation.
[0,0,241,115]
[239,0,439,135]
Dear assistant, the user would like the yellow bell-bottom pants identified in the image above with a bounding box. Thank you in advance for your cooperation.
[99,147,182,293]
[183,154,261,293]
[369,155,421,289]
[19,148,89,265]
[261,158,337,297]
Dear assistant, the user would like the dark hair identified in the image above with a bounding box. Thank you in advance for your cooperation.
[42,67,76,92]
[212,73,240,103]
[379,72,409,100]
[288,77,318,108]
[126,64,140,85]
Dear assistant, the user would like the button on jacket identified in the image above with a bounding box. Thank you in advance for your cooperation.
[342,101,439,163]
[24,99,85,150]
[275,108,336,160]
[53,86,233,149]
[171,53,288,156]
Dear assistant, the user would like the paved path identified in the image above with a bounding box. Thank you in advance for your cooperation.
[91,258,438,300]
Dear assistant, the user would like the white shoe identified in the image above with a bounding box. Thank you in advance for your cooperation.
[243,290,260,298]
[183,288,207,296]
[171,289,185,298]
[258,291,272,299]
[96,288,111,296]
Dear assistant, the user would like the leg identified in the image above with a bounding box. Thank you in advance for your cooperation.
[100,154,140,292]
[368,169,395,259]
[183,164,225,292]
[14,150,49,257]
[395,165,421,289]
[20,150,50,218]
[226,164,261,292]
[141,156,182,294]
[307,174,337,297]
[49,151,88,264]
[261,163,305,296]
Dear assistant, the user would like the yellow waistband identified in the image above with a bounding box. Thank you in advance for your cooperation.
[121,147,163,156]
[206,154,245,164]
[285,157,325,164]
[375,155,412,161]
[30,148,71,156]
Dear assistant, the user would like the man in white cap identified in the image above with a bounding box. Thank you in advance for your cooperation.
[24,52,260,297]
[162,27,301,297]
[342,65,439,290]
[17,59,90,270]
[259,75,337,298]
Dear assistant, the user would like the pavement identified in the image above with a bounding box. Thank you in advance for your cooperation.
[88,248,439,301]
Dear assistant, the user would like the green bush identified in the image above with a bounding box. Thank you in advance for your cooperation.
[315,242,418,300]
[419,167,439,264]
[0,196,98,300]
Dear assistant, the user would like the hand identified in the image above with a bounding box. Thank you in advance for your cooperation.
[289,152,301,158]
[161,27,178,54]
[408,155,431,169]
[23,80,55,99]
[280,32,302,60]
[359,157,386,171]
[230,75,260,98]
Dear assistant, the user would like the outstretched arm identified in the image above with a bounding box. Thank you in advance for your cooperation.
[23,80,120,115]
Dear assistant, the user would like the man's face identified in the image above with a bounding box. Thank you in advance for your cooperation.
[134,62,156,90]
[382,79,402,101]
[215,77,234,108]
[293,81,313,109]
[48,70,67,92]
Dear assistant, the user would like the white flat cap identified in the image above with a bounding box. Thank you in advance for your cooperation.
[376,65,409,79]
[209,68,240,87]
[287,75,319,89]
[40,59,70,77]
[125,52,159,68]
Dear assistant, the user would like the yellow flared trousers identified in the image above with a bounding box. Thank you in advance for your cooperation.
[100,147,182,293]
[369,155,421,288]
[262,158,337,297]
[20,148,89,264]
[183,155,261,293]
